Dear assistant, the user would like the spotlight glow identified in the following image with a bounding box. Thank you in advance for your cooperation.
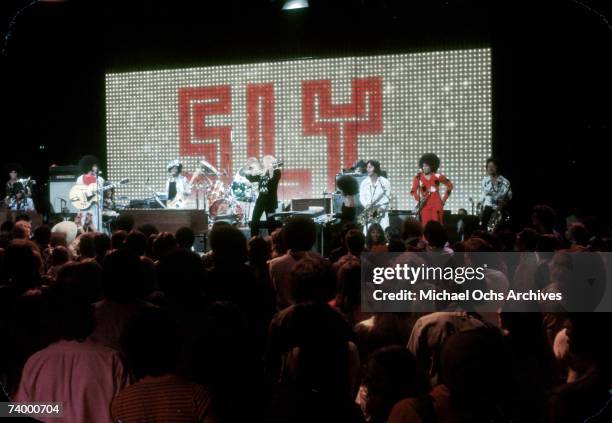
[282,0,309,10]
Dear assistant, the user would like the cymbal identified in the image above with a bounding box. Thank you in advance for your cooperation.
[199,159,220,175]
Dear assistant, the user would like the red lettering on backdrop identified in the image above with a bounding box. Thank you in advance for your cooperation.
[246,83,312,199]
[246,84,275,158]
[178,86,232,182]
[302,77,383,191]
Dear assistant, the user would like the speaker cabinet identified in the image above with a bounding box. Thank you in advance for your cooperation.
[388,210,416,232]
[291,198,331,213]
[48,165,80,214]
[49,180,79,213]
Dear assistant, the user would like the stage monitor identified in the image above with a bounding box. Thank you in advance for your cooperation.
[106,49,491,211]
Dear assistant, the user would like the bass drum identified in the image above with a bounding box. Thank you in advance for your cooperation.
[209,199,244,223]
[207,180,226,204]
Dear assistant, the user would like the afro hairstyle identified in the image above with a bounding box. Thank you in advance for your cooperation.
[418,153,441,172]
[78,155,100,174]
[336,175,359,196]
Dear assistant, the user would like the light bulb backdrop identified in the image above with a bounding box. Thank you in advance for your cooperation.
[106,48,491,211]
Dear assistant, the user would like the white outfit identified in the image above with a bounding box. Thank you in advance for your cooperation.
[76,174,105,233]
[165,174,192,199]
[359,176,391,230]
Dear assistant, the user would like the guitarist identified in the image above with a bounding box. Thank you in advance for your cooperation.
[76,155,104,232]
[411,153,453,226]
[359,160,391,232]
[478,157,512,230]
[165,160,192,208]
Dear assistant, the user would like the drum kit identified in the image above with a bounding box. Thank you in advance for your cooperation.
[197,158,259,224]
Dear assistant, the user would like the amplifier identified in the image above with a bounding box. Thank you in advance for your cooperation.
[48,165,80,214]
[291,198,331,213]
[49,165,80,181]
[49,183,80,214]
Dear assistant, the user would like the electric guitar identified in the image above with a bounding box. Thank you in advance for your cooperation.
[413,191,431,216]
[70,178,129,210]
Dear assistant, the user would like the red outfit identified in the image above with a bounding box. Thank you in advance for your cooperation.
[81,173,97,185]
[411,172,453,226]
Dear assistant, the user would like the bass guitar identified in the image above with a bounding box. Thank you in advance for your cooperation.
[413,191,431,216]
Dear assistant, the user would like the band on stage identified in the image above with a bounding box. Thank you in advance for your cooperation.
[2,153,512,236]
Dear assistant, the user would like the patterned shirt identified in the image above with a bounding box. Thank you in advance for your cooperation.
[111,374,213,423]
[480,175,512,209]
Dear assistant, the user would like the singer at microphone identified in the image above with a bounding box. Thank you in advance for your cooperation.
[76,155,105,232]
[410,153,453,226]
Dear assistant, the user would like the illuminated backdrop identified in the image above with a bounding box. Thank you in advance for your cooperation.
[106,48,491,211]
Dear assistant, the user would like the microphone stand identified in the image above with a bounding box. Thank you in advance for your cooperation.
[95,170,101,233]
[415,172,422,222]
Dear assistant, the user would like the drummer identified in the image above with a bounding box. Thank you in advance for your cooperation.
[233,157,257,200]
[103,181,116,210]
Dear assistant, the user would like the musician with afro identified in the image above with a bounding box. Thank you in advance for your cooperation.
[336,174,360,222]
[75,155,105,232]
[410,153,453,226]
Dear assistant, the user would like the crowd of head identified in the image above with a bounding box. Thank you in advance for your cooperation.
[0,204,610,422]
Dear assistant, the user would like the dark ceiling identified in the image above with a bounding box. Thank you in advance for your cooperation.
[1,0,611,223]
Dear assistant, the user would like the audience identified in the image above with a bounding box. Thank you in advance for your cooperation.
[93,232,111,265]
[0,203,609,423]
[125,230,148,257]
[366,223,388,252]
[88,249,154,350]
[359,346,431,423]
[513,228,539,291]
[176,226,195,250]
[111,308,215,422]
[393,328,514,422]
[14,283,130,423]
[401,217,425,250]
[269,215,319,310]
[334,261,368,327]
[111,229,128,250]
[334,229,365,273]
[549,313,612,422]
[424,220,452,253]
[76,232,96,260]
[152,231,178,261]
